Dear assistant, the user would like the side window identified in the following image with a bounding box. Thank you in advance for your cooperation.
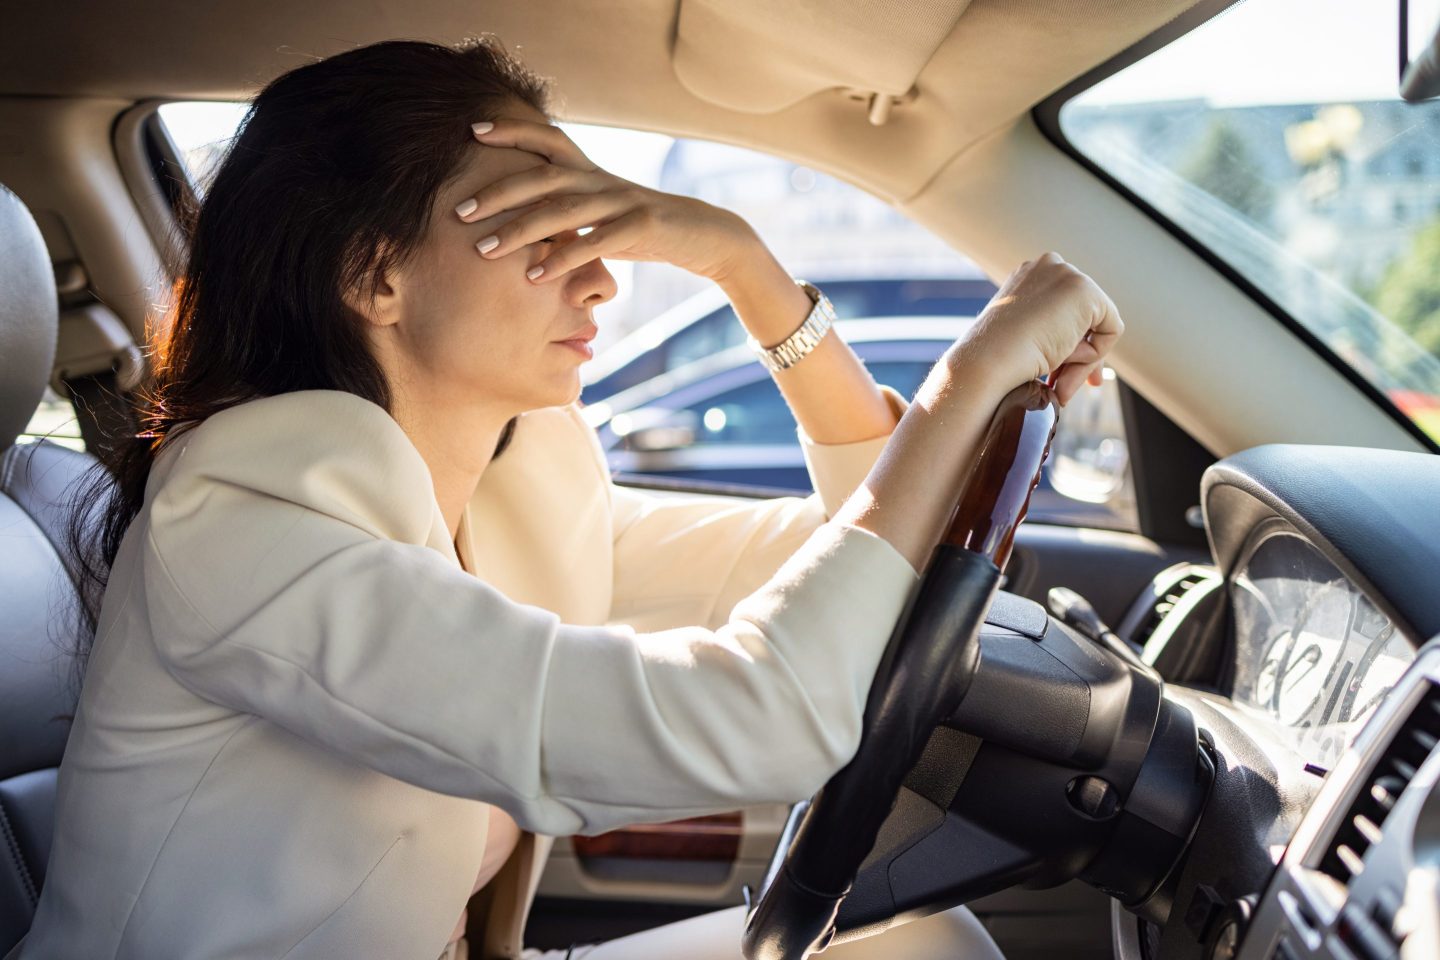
[684,377,793,446]
[683,362,933,447]
[1040,369,1136,530]
[666,308,743,372]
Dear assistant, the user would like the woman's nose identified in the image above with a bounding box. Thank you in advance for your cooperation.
[567,255,618,308]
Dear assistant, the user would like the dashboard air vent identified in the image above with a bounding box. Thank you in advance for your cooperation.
[1132,571,1211,649]
[1318,679,1440,886]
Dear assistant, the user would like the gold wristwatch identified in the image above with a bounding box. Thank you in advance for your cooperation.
[746,278,836,373]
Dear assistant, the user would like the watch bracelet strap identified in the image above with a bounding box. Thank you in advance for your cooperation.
[746,278,836,372]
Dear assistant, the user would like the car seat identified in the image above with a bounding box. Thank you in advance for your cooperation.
[0,181,103,953]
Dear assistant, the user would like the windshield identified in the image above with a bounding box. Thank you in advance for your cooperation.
[1059,0,1440,444]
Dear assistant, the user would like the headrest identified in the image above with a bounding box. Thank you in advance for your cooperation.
[0,184,57,451]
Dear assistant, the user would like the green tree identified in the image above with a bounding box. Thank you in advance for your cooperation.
[1180,117,1274,223]
[1370,218,1440,358]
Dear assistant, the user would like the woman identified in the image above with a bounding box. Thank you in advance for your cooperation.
[19,35,1120,960]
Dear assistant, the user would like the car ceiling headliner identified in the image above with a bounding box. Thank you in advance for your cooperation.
[0,0,1199,201]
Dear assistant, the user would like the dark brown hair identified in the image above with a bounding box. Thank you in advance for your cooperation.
[64,35,554,678]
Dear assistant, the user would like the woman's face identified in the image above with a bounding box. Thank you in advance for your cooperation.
[367,100,617,418]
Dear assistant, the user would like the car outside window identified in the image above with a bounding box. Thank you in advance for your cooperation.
[684,361,934,447]
[1058,0,1440,443]
[667,308,744,371]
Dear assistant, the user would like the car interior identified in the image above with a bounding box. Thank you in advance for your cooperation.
[3,1,1440,958]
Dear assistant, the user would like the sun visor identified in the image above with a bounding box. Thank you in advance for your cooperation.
[671,0,973,114]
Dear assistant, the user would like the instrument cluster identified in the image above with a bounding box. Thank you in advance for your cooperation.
[1229,525,1415,771]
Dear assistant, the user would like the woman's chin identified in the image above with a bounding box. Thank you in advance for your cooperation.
[533,371,584,410]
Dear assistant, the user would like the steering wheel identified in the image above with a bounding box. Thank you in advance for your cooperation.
[741,378,1060,960]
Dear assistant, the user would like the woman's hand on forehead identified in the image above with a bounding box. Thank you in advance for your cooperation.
[452,117,757,284]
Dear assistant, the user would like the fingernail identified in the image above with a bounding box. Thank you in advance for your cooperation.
[527,265,545,280]
[455,198,478,219]
[471,121,494,136]
[476,235,499,255]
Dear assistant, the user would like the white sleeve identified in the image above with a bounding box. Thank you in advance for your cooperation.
[610,484,836,632]
[605,381,913,632]
[142,457,921,838]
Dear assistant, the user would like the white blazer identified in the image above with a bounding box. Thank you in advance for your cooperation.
[11,383,916,960]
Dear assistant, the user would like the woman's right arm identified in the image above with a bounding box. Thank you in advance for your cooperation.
[833,252,1124,569]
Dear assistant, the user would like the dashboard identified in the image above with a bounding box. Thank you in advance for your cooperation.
[1106,444,1440,960]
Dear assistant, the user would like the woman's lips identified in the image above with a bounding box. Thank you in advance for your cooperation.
[555,338,593,359]
[555,323,597,359]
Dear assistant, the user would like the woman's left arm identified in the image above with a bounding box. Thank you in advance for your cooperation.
[598,261,912,630]
[710,236,901,446]
[607,243,915,628]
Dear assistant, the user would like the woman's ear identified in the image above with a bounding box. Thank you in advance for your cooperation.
[342,266,404,330]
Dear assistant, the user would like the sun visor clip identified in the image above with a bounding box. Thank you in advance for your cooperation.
[843,85,920,126]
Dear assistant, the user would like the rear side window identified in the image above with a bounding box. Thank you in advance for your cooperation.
[20,387,84,451]
[156,102,249,199]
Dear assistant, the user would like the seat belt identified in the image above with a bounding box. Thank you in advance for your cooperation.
[62,367,137,470]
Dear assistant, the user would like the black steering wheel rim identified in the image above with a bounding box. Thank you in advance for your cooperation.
[741,379,1060,960]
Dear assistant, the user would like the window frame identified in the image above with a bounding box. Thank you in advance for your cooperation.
[112,98,195,280]
[1030,0,1440,454]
